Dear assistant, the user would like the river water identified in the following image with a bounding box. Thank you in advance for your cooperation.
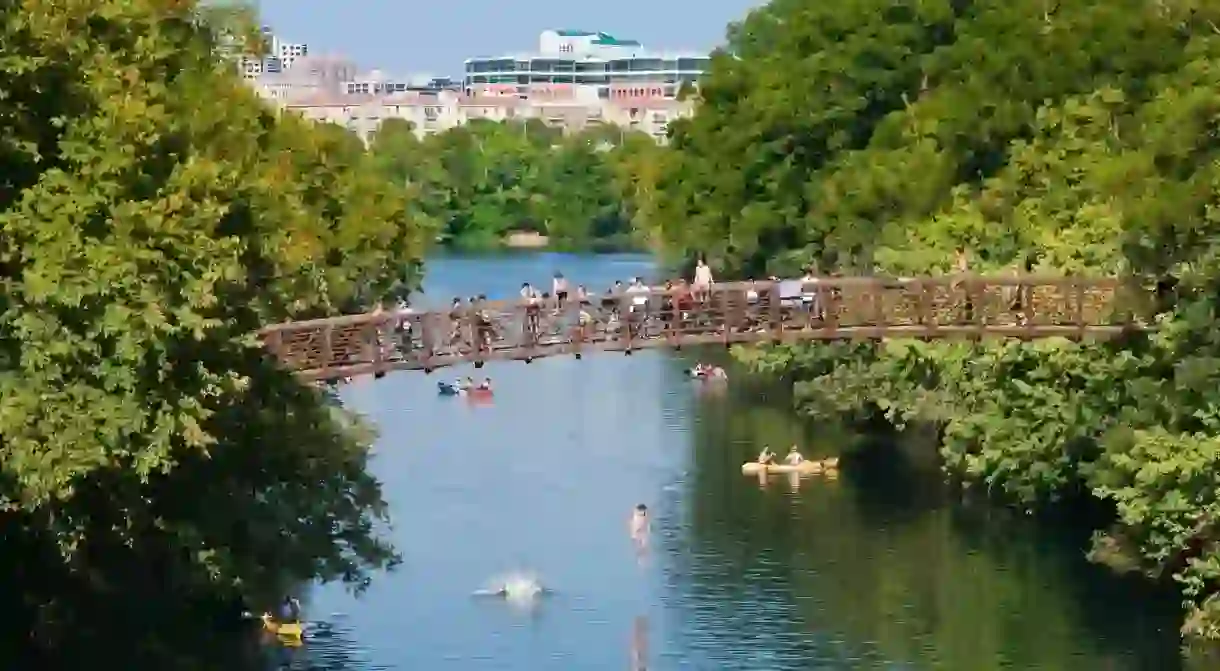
[279,253,1186,670]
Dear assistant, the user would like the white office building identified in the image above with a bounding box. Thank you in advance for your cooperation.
[238,29,308,79]
[463,29,710,100]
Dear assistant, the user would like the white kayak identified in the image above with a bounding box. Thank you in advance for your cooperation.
[742,458,838,475]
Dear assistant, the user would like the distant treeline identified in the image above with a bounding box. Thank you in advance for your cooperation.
[367,118,668,253]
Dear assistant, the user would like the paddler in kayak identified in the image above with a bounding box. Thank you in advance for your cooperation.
[756,447,776,465]
[784,445,805,465]
[476,377,492,391]
[279,595,302,624]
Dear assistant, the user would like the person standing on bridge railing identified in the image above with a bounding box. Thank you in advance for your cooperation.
[693,257,714,304]
[392,298,414,353]
[552,271,569,310]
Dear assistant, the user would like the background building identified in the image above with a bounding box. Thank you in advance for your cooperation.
[343,71,461,96]
[284,92,692,144]
[253,55,358,102]
[463,29,709,101]
[238,28,308,79]
[249,28,700,143]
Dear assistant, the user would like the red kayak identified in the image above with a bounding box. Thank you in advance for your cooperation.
[467,388,494,402]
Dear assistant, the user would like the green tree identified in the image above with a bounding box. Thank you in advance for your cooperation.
[0,1,418,666]
[368,119,654,251]
[643,0,1220,645]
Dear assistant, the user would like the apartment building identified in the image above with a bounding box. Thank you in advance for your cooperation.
[253,55,359,102]
[283,92,693,144]
[343,71,462,96]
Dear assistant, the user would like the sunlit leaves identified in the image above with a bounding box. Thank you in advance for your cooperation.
[661,0,1220,642]
[0,0,415,662]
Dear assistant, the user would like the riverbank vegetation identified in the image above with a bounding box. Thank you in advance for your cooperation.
[634,0,1220,646]
[0,2,419,667]
[368,118,656,252]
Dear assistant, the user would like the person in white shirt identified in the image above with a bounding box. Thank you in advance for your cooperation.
[521,283,541,337]
[693,258,714,303]
[625,277,649,307]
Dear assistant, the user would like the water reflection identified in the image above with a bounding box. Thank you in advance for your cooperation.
[631,615,649,671]
[673,380,1186,670]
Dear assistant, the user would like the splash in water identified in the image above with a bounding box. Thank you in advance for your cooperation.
[472,571,549,601]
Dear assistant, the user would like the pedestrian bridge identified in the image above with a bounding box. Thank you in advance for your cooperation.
[258,276,1149,382]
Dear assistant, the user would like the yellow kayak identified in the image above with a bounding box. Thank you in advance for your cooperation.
[262,614,304,639]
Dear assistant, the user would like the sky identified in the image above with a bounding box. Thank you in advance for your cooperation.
[254,0,766,77]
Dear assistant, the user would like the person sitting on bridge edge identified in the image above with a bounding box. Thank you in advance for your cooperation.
[757,446,775,465]
[784,445,805,465]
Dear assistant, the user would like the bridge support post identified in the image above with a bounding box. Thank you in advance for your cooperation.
[767,282,781,340]
[1071,277,1085,340]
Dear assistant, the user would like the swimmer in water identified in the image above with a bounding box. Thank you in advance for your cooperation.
[629,503,650,543]
[473,576,549,599]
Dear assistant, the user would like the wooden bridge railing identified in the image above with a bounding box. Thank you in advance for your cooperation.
[258,276,1149,382]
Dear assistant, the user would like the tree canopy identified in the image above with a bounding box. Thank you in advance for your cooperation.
[368,117,656,252]
[639,0,1220,645]
[0,1,422,666]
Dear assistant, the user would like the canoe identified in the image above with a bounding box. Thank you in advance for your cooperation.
[741,461,832,475]
[438,382,461,396]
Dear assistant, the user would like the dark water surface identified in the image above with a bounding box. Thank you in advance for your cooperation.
[277,253,1185,670]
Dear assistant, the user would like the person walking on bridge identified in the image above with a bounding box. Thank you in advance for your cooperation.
[521,283,542,342]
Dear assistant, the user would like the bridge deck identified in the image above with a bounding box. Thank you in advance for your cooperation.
[259,276,1148,381]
